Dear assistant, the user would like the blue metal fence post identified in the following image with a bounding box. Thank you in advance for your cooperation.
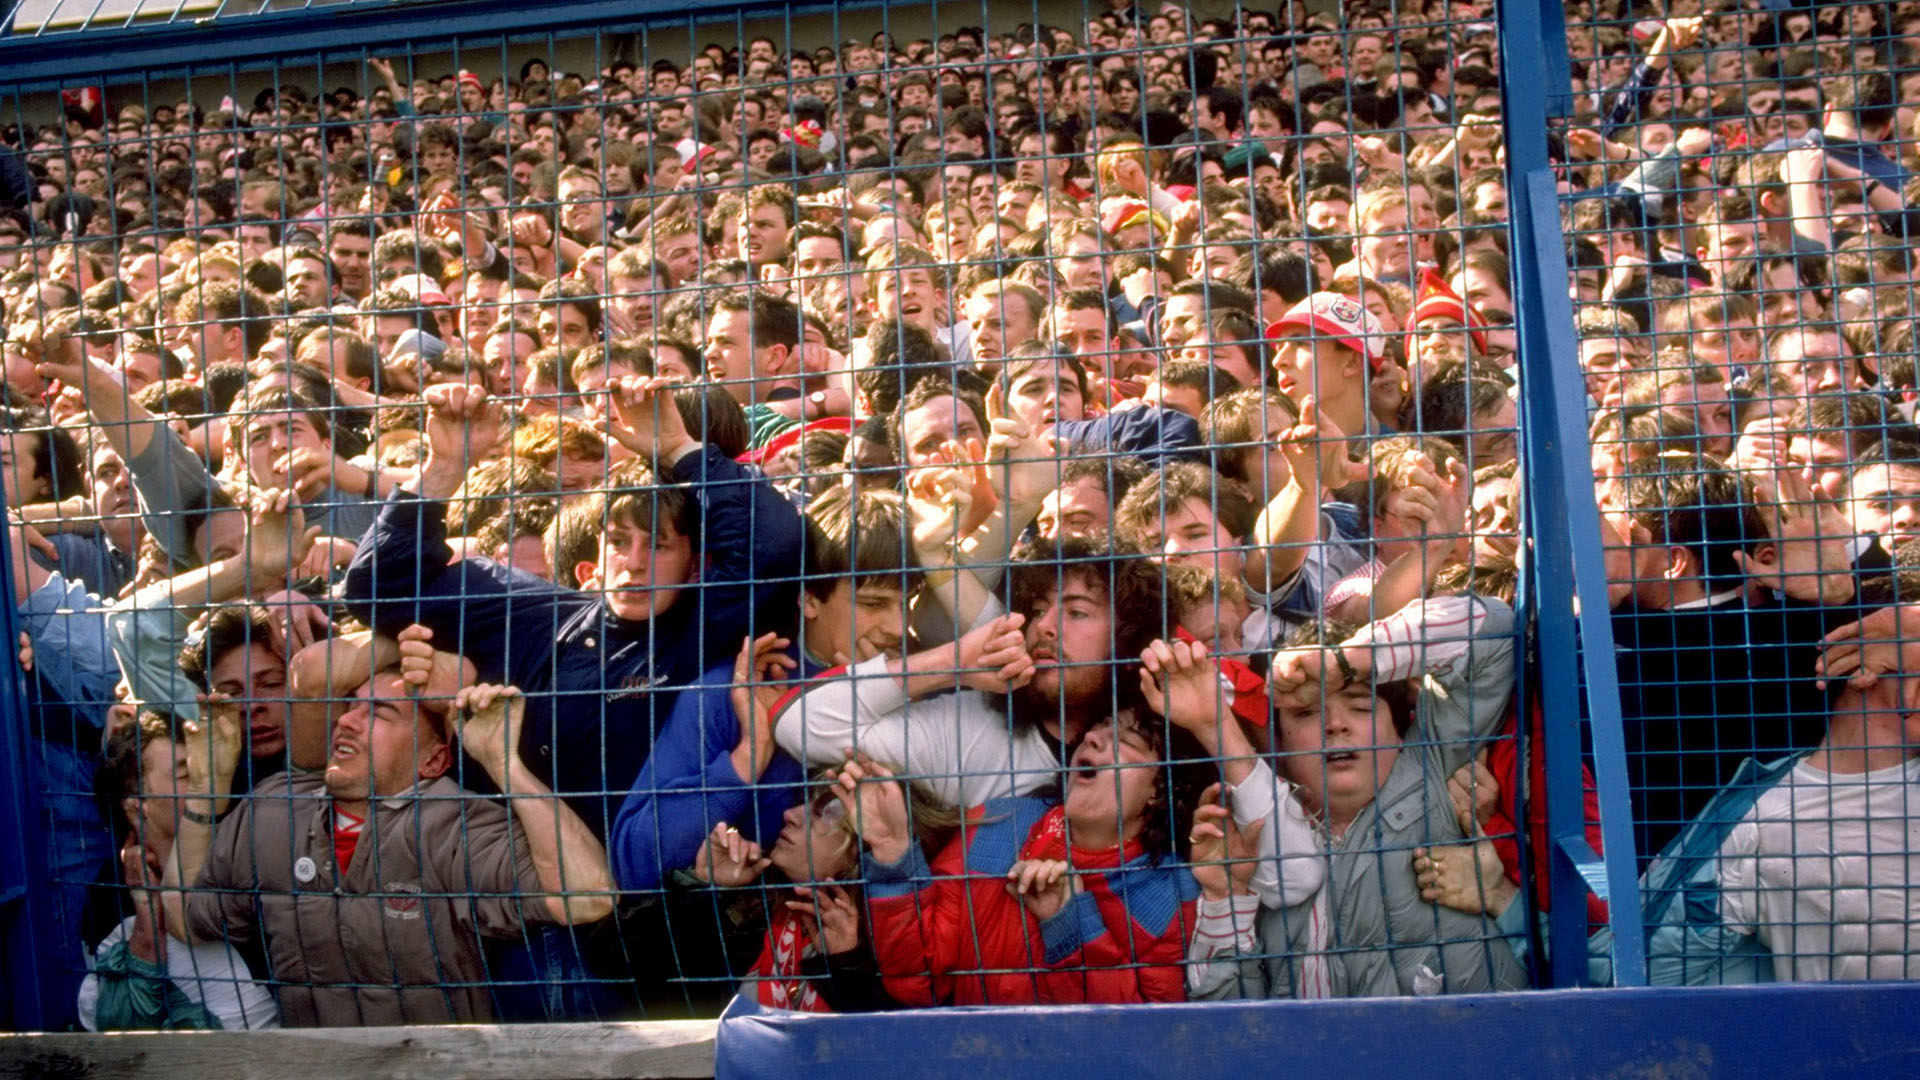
[1496,0,1647,986]
[0,453,52,1029]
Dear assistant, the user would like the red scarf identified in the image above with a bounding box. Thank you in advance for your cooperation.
[332,805,366,872]
[758,906,829,1013]
[1019,804,1143,869]
[1172,627,1271,729]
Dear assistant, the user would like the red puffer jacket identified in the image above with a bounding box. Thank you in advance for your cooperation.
[866,796,1197,1006]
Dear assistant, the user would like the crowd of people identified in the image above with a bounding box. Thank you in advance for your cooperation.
[5,0,1920,1032]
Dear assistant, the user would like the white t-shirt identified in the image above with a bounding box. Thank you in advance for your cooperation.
[77,916,281,1031]
[1717,756,1920,982]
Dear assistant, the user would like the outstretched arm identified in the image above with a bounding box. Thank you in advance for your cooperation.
[609,636,800,890]
[1245,395,1359,593]
[610,376,808,649]
[1141,640,1325,909]
[773,615,1031,760]
[162,705,244,943]
[108,492,315,717]
[455,684,616,924]
[31,343,215,566]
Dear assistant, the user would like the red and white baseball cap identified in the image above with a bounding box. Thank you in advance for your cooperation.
[1099,197,1161,236]
[1265,292,1389,369]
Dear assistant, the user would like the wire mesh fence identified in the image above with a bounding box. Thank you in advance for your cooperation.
[0,0,1914,1036]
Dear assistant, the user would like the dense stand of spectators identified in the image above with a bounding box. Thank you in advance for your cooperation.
[6,0,1920,1031]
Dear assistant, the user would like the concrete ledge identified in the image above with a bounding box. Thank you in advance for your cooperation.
[0,1019,717,1079]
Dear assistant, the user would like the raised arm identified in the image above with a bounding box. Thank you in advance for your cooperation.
[107,492,315,716]
[1245,395,1355,594]
[609,636,801,890]
[366,56,414,117]
[1139,639,1325,910]
[838,758,954,1007]
[1782,147,1835,252]
[162,705,244,944]
[33,345,215,566]
[670,438,806,633]
[1327,453,1468,624]
[17,570,120,734]
[611,375,807,647]
[453,684,615,924]
[340,387,580,677]
[34,336,168,467]
[772,616,1038,806]
[1601,16,1701,131]
[1184,786,1272,999]
[1347,594,1516,744]
[289,629,400,770]
[905,462,997,638]
[961,388,1062,584]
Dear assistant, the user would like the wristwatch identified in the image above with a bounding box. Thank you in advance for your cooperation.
[1333,648,1360,686]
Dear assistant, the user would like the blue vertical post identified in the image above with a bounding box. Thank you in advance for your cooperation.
[1496,3,1647,985]
[0,461,51,1029]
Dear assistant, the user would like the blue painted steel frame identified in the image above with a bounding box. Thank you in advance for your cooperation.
[1495,6,1646,984]
[0,452,48,1030]
[716,984,1920,1079]
[0,0,836,91]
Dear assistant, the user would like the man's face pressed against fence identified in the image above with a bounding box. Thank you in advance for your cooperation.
[1038,477,1109,541]
[1277,681,1403,835]
[326,673,450,806]
[538,303,593,350]
[210,641,292,762]
[1021,574,1114,711]
[243,410,330,491]
[1691,320,1762,379]
[705,307,794,403]
[1769,329,1860,398]
[1847,464,1920,543]
[1789,434,1853,504]
[1148,498,1245,582]
[0,430,48,508]
[737,204,790,268]
[581,514,695,622]
[1003,363,1085,430]
[803,581,908,663]
[133,734,192,850]
[900,396,984,471]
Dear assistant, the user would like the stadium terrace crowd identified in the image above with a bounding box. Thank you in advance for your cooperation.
[6,0,1920,1031]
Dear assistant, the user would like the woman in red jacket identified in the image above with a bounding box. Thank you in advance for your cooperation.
[840,707,1200,1007]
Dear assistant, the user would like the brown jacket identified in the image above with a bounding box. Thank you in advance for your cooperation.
[186,771,555,1026]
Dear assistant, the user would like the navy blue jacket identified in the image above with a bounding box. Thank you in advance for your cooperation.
[342,444,805,838]
[608,650,828,891]
[1054,406,1204,464]
[0,146,32,210]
